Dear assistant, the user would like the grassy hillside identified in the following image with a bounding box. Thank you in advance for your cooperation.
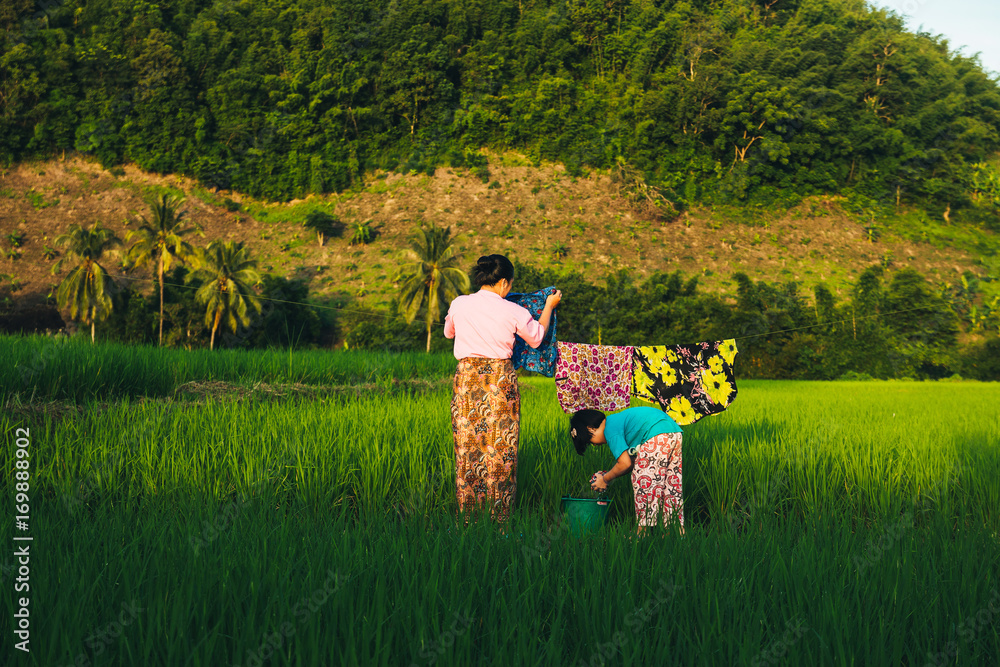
[2,153,998,328]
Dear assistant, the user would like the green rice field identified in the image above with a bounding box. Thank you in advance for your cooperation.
[2,334,999,666]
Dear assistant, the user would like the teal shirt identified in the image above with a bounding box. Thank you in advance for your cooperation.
[604,407,681,460]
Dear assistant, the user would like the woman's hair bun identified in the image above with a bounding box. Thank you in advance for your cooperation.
[472,254,514,288]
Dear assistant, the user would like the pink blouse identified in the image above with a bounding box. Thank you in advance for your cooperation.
[444,289,546,360]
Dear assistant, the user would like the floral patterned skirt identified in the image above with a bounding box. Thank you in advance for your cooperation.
[631,432,684,528]
[451,357,520,522]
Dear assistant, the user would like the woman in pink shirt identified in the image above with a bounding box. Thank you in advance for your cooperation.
[444,255,561,523]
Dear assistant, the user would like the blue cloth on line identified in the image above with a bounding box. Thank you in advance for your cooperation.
[504,287,558,377]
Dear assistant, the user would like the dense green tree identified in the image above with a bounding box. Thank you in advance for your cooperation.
[2,0,997,212]
[53,222,124,343]
[186,241,263,350]
[882,267,959,377]
[396,223,469,352]
[157,265,210,349]
[124,194,199,346]
[98,285,156,345]
[227,275,327,349]
[303,210,344,247]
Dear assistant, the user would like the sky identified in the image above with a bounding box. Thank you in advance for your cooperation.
[865,0,1000,77]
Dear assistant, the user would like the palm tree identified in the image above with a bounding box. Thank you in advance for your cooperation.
[124,193,199,346]
[396,223,469,352]
[186,240,263,350]
[53,222,123,343]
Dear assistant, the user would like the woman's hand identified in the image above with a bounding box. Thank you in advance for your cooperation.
[537,290,562,335]
[597,452,633,491]
[591,471,608,492]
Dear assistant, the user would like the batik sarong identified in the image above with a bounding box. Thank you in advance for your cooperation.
[631,339,738,425]
[505,287,558,377]
[554,342,634,413]
[451,357,520,522]
[632,432,683,528]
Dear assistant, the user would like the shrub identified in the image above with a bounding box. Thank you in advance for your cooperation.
[961,337,1000,381]
[350,220,376,245]
[303,210,345,246]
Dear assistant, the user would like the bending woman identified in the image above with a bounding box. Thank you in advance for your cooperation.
[444,255,561,523]
[570,406,684,534]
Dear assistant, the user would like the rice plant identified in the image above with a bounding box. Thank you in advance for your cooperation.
[2,334,999,666]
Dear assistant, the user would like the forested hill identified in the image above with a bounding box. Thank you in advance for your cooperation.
[2,0,1000,220]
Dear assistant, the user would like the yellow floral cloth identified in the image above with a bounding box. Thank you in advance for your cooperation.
[631,339,738,425]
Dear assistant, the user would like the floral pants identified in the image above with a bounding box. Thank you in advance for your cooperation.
[451,358,520,522]
[631,432,683,528]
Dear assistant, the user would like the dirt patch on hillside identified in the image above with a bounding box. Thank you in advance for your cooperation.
[0,157,263,314]
[1,153,989,329]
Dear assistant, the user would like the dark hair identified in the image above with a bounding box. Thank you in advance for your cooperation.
[570,409,605,455]
[472,254,514,288]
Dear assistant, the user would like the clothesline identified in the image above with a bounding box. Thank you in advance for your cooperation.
[553,341,739,425]
[104,273,938,344]
[105,273,423,326]
[732,303,938,341]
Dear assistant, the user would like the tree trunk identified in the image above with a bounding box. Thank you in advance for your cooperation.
[425,276,437,353]
[211,310,221,350]
[158,255,165,346]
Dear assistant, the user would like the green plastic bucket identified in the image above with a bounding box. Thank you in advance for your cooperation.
[560,496,611,538]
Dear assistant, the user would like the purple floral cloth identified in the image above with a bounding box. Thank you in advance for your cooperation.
[554,342,634,413]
